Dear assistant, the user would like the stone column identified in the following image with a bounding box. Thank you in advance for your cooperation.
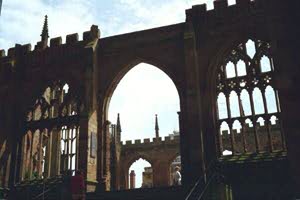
[44,130,52,178]
[152,161,170,187]
[50,127,61,177]
[181,17,206,185]
[78,117,89,178]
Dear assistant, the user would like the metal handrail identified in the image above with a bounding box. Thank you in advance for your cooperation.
[197,173,219,200]
[184,160,219,200]
[32,178,62,200]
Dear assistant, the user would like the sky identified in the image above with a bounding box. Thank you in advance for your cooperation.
[0,0,218,50]
[0,0,238,188]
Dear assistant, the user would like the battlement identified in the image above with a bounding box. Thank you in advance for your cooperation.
[185,0,267,24]
[122,135,180,148]
[0,25,100,61]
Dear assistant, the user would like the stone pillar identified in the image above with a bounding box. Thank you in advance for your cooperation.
[19,135,26,180]
[129,170,136,189]
[181,16,206,185]
[38,130,44,177]
[152,161,171,187]
[78,117,89,179]
[44,130,52,178]
[272,40,300,195]
[50,128,61,177]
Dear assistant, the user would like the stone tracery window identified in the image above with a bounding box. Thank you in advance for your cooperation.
[216,39,286,156]
[21,81,81,180]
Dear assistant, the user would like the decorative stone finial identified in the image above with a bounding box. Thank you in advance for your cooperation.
[155,114,159,138]
[41,15,49,42]
[117,113,122,133]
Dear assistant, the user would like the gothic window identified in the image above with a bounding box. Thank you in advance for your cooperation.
[240,89,251,116]
[253,87,265,115]
[22,81,81,180]
[217,93,228,119]
[61,126,78,174]
[236,60,247,77]
[229,91,240,118]
[260,56,272,73]
[226,62,236,78]
[216,39,286,156]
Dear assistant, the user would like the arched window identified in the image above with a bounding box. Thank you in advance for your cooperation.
[21,81,81,180]
[253,87,265,115]
[226,62,236,78]
[240,89,252,116]
[260,55,272,73]
[236,60,247,77]
[217,93,228,119]
[216,39,285,156]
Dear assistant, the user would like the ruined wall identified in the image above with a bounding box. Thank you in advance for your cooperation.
[0,0,299,195]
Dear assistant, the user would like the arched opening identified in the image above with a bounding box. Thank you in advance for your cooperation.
[107,63,181,190]
[128,158,152,189]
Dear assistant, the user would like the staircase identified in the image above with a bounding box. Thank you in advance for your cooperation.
[87,186,189,200]
[10,176,63,200]
[9,154,295,200]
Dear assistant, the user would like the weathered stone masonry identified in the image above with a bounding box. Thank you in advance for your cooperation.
[0,0,299,197]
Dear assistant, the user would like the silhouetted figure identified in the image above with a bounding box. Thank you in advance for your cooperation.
[71,170,85,200]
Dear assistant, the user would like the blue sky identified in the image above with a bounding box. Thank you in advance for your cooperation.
[0,0,221,50]
[0,0,238,188]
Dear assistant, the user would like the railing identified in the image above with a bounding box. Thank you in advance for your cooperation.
[32,181,57,200]
[0,187,9,200]
[185,160,222,200]
[11,175,63,200]
[32,175,66,200]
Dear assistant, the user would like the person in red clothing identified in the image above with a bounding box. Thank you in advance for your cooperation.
[71,170,86,200]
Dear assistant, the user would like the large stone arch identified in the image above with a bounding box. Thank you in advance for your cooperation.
[101,58,182,117]
[96,51,185,188]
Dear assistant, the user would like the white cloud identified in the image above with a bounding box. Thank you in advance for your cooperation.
[0,0,219,50]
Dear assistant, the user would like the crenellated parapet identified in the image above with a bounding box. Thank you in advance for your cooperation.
[186,0,268,22]
[184,0,280,41]
[122,135,180,150]
[0,25,100,81]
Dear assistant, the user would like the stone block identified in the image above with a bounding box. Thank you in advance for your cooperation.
[144,139,150,143]
[50,37,62,47]
[66,33,79,44]
[134,139,141,144]
[0,50,5,57]
[125,140,132,145]
[8,48,15,57]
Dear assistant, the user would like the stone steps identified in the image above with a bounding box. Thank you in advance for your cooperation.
[86,186,189,200]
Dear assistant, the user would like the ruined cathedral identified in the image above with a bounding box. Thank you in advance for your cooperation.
[0,0,299,199]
